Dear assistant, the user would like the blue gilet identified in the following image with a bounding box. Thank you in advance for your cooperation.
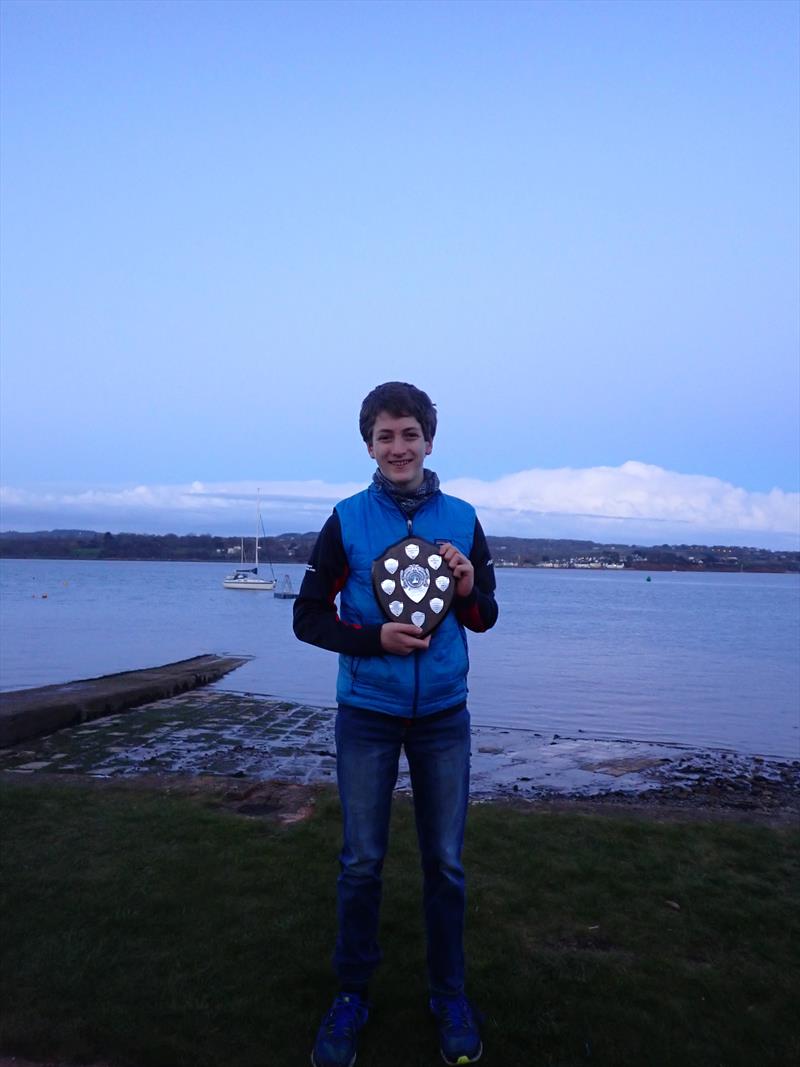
[335,482,476,716]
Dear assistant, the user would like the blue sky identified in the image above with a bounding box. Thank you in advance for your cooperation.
[1,0,798,547]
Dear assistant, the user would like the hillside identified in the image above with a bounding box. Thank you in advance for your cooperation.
[0,530,796,572]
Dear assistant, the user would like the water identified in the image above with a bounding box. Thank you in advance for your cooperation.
[1,558,798,758]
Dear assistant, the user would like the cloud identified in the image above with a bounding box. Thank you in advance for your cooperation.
[443,461,800,545]
[0,479,364,539]
[1,462,798,548]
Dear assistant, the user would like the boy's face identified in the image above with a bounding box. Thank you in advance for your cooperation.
[367,411,432,492]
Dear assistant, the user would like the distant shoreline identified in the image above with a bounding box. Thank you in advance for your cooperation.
[1,529,798,573]
[1,554,797,575]
[497,561,797,574]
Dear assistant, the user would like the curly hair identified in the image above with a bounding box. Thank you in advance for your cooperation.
[359,382,438,444]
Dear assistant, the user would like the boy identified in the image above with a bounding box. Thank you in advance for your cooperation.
[293,381,498,1067]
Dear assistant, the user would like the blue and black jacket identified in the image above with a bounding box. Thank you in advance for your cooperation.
[293,481,498,717]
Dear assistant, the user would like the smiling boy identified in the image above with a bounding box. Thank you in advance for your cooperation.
[294,381,498,1066]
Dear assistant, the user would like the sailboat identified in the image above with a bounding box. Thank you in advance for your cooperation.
[223,492,277,591]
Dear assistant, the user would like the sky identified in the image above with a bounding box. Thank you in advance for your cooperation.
[1,0,798,548]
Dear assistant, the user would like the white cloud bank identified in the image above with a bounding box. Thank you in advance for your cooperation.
[444,462,800,546]
[1,461,798,549]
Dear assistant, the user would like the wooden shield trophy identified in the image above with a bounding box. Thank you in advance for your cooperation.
[371,536,456,637]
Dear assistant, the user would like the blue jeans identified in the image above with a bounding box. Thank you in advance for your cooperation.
[334,703,471,997]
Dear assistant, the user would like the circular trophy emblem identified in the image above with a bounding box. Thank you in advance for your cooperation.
[371,536,456,637]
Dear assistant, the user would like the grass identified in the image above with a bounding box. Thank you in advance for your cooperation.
[1,779,798,1067]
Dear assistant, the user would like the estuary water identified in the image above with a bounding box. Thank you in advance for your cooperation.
[1,558,798,758]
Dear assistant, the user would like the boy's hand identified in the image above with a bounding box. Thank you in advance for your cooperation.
[438,542,474,597]
[380,622,431,655]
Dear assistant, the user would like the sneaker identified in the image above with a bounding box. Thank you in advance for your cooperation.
[311,991,369,1067]
[429,993,483,1065]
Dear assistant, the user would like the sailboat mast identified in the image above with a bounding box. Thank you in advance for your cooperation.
[255,490,260,571]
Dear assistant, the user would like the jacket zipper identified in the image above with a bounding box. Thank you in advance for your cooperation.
[405,515,420,715]
[412,650,420,717]
[385,502,423,716]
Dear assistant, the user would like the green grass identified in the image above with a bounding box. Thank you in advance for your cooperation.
[1,780,798,1067]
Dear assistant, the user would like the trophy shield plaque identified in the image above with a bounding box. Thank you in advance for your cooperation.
[371,536,456,637]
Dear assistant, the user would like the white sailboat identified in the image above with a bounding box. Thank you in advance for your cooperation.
[223,493,277,591]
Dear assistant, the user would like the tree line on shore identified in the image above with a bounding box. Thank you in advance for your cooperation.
[0,529,797,572]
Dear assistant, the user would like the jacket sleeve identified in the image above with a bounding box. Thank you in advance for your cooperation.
[454,517,498,633]
[293,511,384,656]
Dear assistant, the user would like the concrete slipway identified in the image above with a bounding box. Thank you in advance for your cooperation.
[0,657,797,812]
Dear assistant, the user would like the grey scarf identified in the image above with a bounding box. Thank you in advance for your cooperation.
[372,467,440,516]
